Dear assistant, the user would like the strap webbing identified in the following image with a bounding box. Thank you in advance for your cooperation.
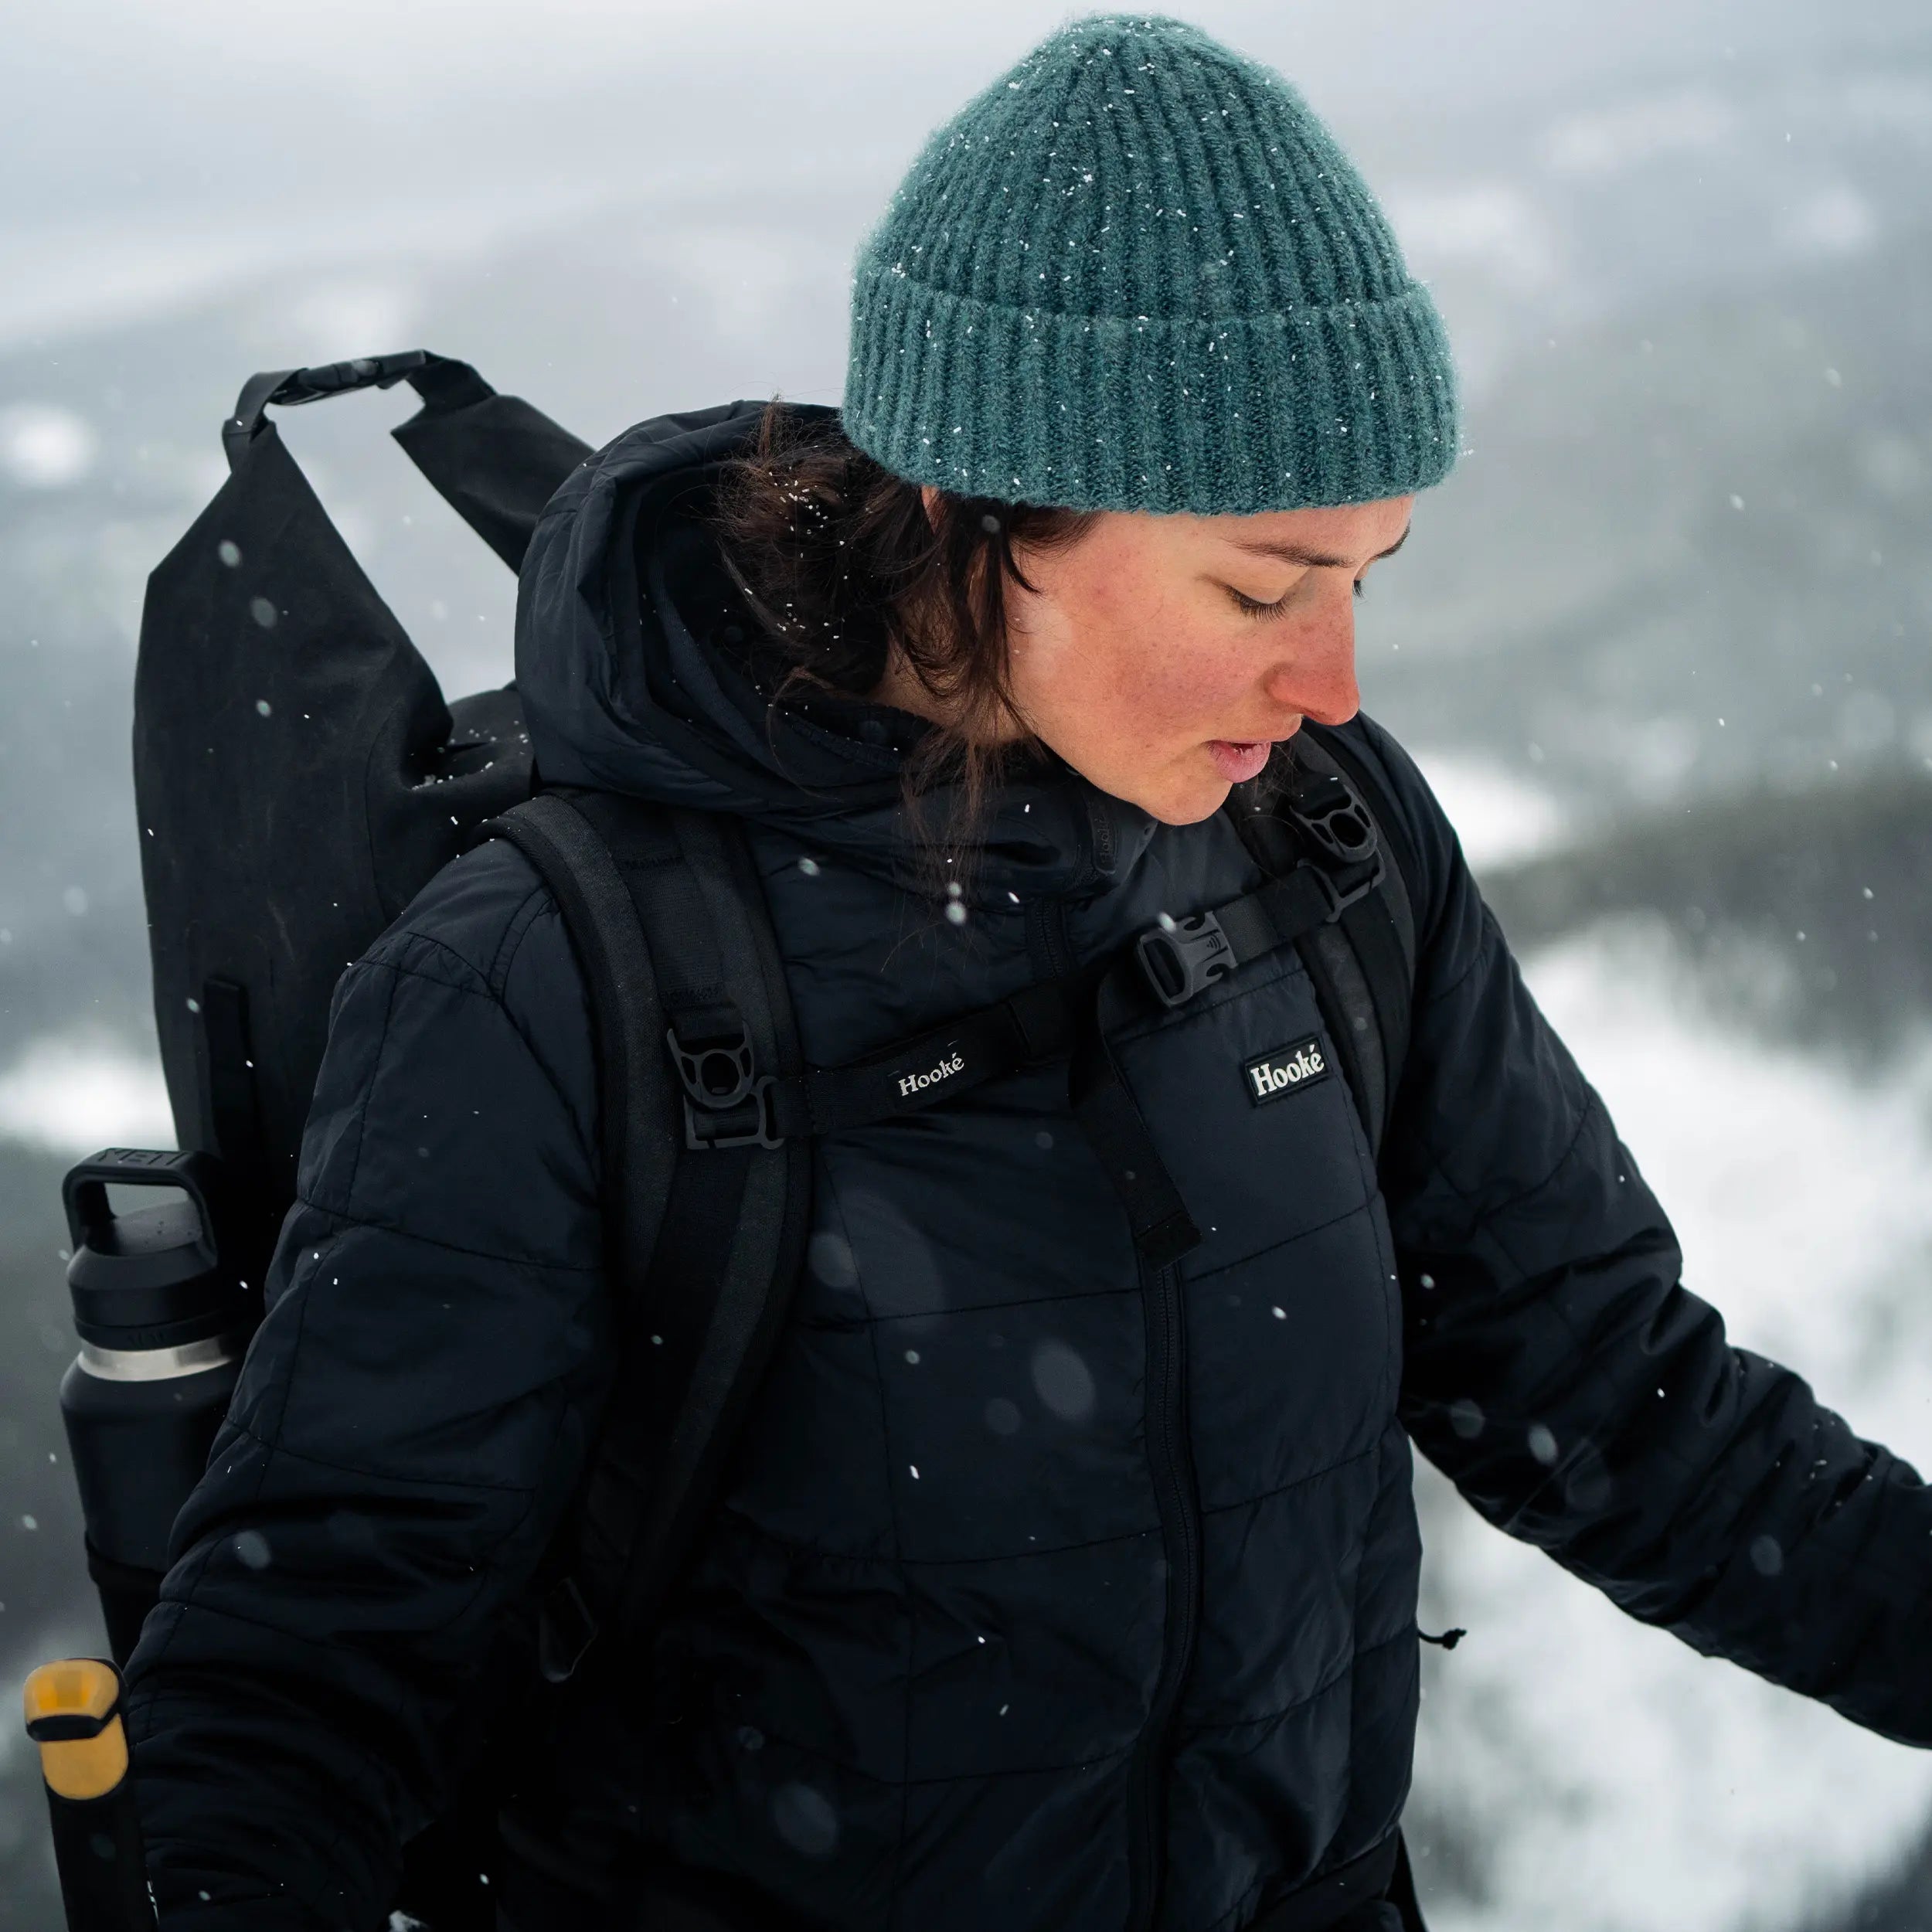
[1301,921,1389,1155]
[1069,964,1203,1266]
[225,351,490,467]
[764,979,1083,1139]
[744,853,1369,1151]
[1212,863,1362,965]
[1291,727,1420,1158]
[198,975,269,1202]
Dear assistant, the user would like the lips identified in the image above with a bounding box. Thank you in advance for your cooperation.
[1206,739,1274,784]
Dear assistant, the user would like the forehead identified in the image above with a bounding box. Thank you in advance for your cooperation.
[1077,497,1414,566]
[1200,496,1415,567]
[1054,498,1414,575]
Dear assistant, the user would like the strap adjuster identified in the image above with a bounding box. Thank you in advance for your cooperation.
[1287,773,1378,869]
[1287,770,1385,922]
[1136,910,1234,1009]
[667,1021,785,1151]
[681,1078,781,1151]
[1305,845,1386,923]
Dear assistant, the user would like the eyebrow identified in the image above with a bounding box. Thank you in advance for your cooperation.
[1220,521,1413,570]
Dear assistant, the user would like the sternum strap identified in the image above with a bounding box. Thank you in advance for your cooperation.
[764,978,1083,1138]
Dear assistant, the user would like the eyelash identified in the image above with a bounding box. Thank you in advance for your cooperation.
[1228,579,1367,619]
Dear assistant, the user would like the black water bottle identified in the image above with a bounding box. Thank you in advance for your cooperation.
[59,1150,260,1665]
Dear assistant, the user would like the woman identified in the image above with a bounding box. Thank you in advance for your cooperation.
[125,15,1932,1932]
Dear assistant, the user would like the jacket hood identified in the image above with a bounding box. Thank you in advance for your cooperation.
[513,400,1159,903]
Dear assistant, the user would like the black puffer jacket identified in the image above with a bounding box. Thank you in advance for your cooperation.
[126,403,1932,1932]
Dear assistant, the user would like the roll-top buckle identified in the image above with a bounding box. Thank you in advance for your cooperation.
[667,1019,784,1151]
[1136,911,1234,1009]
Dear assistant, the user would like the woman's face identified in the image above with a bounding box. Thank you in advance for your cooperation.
[996,492,1414,825]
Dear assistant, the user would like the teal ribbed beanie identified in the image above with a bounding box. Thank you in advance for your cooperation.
[843,12,1459,514]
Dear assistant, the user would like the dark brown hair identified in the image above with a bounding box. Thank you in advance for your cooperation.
[704,398,1099,830]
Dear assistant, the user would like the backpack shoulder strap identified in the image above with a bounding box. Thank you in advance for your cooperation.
[1278,723,1420,1164]
[476,791,810,1679]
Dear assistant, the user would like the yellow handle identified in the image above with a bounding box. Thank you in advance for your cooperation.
[23,1658,130,1802]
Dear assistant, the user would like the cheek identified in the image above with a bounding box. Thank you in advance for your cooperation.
[1119,651,1206,735]
[1014,559,1246,763]
[1100,625,1249,749]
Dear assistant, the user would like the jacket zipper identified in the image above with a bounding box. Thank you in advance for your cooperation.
[1125,1255,1202,1932]
[1027,897,1078,983]
[1046,888,1200,1924]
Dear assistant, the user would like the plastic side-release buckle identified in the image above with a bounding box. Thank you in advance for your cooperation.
[666,1021,784,1151]
[1136,910,1234,1009]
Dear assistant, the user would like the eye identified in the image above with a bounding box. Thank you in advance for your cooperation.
[1226,586,1290,618]
[1226,577,1367,619]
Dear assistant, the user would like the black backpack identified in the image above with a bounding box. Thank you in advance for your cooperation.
[115,350,1425,1927]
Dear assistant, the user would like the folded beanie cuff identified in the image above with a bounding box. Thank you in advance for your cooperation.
[843,257,1460,514]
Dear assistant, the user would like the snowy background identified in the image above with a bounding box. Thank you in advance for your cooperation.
[2,0,1930,1924]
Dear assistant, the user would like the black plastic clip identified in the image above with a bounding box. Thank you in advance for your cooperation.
[1305,846,1385,923]
[668,1019,755,1108]
[1137,910,1234,1009]
[1287,773,1385,922]
[667,1020,784,1151]
[1288,773,1378,869]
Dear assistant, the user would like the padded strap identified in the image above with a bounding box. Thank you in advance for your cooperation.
[474,794,682,1679]
[478,794,675,1293]
[605,805,811,1641]
[481,792,811,1673]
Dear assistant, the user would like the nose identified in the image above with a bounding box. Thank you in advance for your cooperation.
[1261,584,1360,727]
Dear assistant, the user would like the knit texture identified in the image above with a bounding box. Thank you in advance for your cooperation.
[843,12,1459,514]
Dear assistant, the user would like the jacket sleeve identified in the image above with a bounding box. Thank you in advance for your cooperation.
[123,842,616,1930]
[1346,716,1932,1747]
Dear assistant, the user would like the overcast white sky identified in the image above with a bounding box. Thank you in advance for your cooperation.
[8,0,1915,226]
[5,0,1917,355]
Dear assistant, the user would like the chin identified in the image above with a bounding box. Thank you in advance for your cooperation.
[1132,781,1232,827]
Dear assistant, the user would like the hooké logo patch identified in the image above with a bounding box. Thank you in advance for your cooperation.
[1242,1035,1332,1106]
[897,1049,964,1099]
